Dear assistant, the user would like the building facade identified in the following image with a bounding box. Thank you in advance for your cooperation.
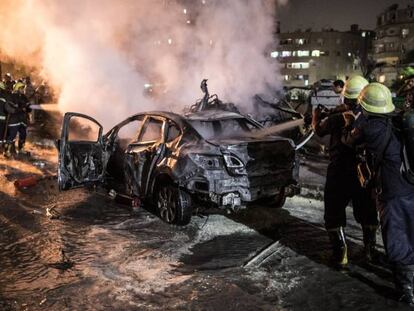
[271,26,373,87]
[373,4,414,86]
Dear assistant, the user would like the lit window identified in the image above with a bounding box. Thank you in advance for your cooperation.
[297,50,310,57]
[362,32,366,37]
[270,51,279,58]
[297,39,304,45]
[305,80,309,86]
[311,50,320,57]
[402,28,410,38]
[291,62,310,69]
[281,51,292,57]
[284,75,290,81]
[347,52,352,57]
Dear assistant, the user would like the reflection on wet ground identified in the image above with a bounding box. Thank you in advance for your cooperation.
[0,179,277,310]
[0,150,411,310]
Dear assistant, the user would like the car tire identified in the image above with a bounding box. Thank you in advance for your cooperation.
[156,184,192,226]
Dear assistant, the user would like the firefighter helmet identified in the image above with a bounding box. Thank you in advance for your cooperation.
[13,82,25,93]
[343,75,369,99]
[358,83,395,114]
[401,66,414,79]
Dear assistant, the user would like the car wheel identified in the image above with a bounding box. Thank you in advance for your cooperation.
[156,184,192,226]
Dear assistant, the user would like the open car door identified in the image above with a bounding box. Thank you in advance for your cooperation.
[58,112,109,190]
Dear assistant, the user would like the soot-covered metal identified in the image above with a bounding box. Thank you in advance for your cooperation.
[58,83,305,226]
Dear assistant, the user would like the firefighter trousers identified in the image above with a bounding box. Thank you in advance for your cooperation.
[378,192,414,266]
[0,120,6,144]
[6,123,27,147]
[324,161,378,230]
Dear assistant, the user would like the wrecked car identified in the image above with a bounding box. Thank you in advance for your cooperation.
[58,109,300,226]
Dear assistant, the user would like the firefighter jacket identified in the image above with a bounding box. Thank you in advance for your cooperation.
[343,115,414,200]
[0,90,14,121]
[8,93,30,126]
[313,112,357,167]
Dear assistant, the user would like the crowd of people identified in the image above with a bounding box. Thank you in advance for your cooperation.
[312,76,414,306]
[0,73,36,157]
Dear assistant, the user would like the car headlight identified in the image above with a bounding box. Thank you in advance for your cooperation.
[223,154,246,175]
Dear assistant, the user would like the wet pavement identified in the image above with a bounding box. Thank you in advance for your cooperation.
[0,145,411,310]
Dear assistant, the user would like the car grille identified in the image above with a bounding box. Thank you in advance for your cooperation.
[245,140,295,186]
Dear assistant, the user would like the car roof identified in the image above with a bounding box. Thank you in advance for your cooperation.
[184,110,246,121]
[131,109,247,123]
[129,111,187,127]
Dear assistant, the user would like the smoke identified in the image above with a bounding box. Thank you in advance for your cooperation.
[0,0,285,127]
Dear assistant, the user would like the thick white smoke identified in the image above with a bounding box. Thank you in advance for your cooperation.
[0,0,285,127]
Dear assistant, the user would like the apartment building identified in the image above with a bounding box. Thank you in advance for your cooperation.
[373,4,414,86]
[271,25,373,87]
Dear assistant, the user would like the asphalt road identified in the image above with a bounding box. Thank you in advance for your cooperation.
[0,146,411,311]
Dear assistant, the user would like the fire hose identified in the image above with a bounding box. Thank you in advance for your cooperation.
[251,118,314,151]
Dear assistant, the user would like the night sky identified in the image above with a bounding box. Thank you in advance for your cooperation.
[278,0,414,32]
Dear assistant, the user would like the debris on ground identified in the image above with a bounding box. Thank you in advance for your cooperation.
[0,143,404,310]
[14,176,39,189]
[46,205,60,219]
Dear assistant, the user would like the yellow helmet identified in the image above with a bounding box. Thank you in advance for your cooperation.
[0,82,5,90]
[358,83,395,114]
[13,82,25,93]
[343,75,369,99]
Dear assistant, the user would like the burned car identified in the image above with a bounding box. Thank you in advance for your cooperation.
[58,109,300,226]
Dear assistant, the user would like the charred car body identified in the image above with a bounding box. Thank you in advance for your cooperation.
[58,108,301,225]
[58,79,308,225]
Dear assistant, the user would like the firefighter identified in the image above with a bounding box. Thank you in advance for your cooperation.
[24,76,36,104]
[343,83,414,305]
[0,82,10,151]
[4,82,31,157]
[312,75,378,268]
[3,73,14,93]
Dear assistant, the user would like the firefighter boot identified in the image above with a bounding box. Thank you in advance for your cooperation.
[4,143,12,158]
[394,265,414,306]
[327,227,348,268]
[362,225,377,262]
[17,141,25,155]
